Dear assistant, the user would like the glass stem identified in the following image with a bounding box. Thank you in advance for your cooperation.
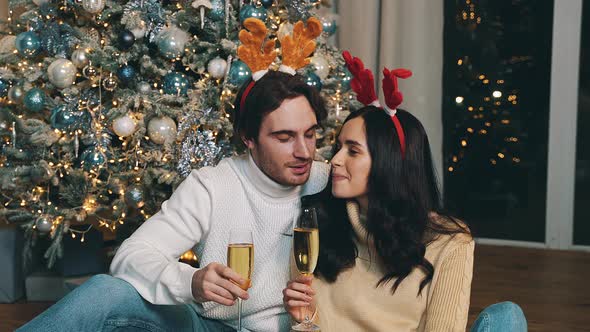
[302,273,311,326]
[237,298,243,331]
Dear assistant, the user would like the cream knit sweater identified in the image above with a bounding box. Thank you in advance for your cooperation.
[312,201,474,332]
[110,154,329,332]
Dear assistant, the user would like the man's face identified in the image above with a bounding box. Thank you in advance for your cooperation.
[245,95,319,186]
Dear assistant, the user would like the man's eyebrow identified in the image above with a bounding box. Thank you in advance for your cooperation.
[270,124,320,136]
[270,130,296,136]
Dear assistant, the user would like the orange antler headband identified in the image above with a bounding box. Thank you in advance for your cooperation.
[237,17,322,113]
[342,50,412,156]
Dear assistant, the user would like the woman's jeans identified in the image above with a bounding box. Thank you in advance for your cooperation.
[470,301,527,332]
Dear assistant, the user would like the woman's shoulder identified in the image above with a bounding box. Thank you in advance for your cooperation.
[428,213,471,238]
[425,213,474,262]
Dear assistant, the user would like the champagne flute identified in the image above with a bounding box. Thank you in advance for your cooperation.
[292,207,320,332]
[227,229,254,332]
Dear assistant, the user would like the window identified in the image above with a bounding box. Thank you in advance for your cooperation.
[443,0,554,241]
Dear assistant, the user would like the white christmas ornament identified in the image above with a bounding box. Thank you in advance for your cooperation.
[0,35,17,54]
[147,116,177,144]
[48,58,77,89]
[130,20,147,39]
[311,55,330,80]
[82,0,106,13]
[156,26,190,59]
[32,0,50,6]
[277,22,293,41]
[137,81,152,94]
[112,114,137,137]
[207,57,227,79]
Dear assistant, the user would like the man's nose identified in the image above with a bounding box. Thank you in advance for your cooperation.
[293,137,311,160]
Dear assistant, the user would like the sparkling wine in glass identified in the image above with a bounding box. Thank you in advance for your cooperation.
[227,229,253,331]
[292,207,320,332]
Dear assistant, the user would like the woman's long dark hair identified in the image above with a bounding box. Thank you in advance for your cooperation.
[306,106,470,295]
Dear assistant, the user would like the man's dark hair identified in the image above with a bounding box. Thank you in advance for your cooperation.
[232,71,327,144]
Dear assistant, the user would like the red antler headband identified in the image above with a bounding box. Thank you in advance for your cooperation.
[342,50,412,156]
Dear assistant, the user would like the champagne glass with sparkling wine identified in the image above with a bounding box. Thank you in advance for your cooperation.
[292,207,320,331]
[227,229,254,332]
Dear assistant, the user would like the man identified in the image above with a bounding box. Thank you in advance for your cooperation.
[19,71,329,332]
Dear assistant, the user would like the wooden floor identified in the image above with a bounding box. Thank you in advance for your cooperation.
[1,244,589,331]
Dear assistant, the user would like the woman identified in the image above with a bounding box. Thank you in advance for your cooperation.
[283,52,526,332]
[284,105,475,331]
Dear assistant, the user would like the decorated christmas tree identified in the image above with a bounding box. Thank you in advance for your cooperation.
[0,0,353,268]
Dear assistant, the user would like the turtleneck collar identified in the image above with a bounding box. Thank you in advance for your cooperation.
[346,200,370,244]
[237,152,301,200]
[347,200,378,263]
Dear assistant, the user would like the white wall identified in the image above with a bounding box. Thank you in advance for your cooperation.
[337,0,445,187]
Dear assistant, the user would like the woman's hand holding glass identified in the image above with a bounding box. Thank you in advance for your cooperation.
[282,274,316,322]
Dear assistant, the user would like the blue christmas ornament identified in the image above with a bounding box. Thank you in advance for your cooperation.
[260,0,274,8]
[340,67,352,92]
[207,0,225,21]
[50,105,91,131]
[0,78,10,98]
[163,72,190,96]
[228,60,252,86]
[80,145,107,171]
[239,5,267,25]
[15,31,41,58]
[321,18,337,36]
[305,72,322,91]
[117,65,136,85]
[24,88,46,112]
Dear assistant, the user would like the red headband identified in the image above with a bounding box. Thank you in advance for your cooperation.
[343,50,412,156]
[239,80,256,114]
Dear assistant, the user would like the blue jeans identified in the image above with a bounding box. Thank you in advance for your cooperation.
[18,274,526,332]
[470,301,527,332]
[17,274,235,332]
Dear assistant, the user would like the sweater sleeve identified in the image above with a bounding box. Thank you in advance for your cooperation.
[110,170,212,305]
[424,239,475,332]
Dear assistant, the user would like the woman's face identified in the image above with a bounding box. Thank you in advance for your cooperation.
[331,117,372,203]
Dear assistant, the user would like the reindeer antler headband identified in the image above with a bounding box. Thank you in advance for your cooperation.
[237,17,322,113]
[342,50,412,156]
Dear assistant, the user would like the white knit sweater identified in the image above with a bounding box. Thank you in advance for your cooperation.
[110,154,330,331]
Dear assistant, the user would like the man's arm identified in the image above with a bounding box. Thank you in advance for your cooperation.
[110,171,211,305]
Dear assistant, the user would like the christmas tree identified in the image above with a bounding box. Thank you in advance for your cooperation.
[0,0,353,267]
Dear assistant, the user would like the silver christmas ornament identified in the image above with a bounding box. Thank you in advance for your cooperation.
[35,216,53,234]
[124,184,145,209]
[71,49,90,69]
[83,65,99,79]
[102,74,118,91]
[8,86,25,104]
